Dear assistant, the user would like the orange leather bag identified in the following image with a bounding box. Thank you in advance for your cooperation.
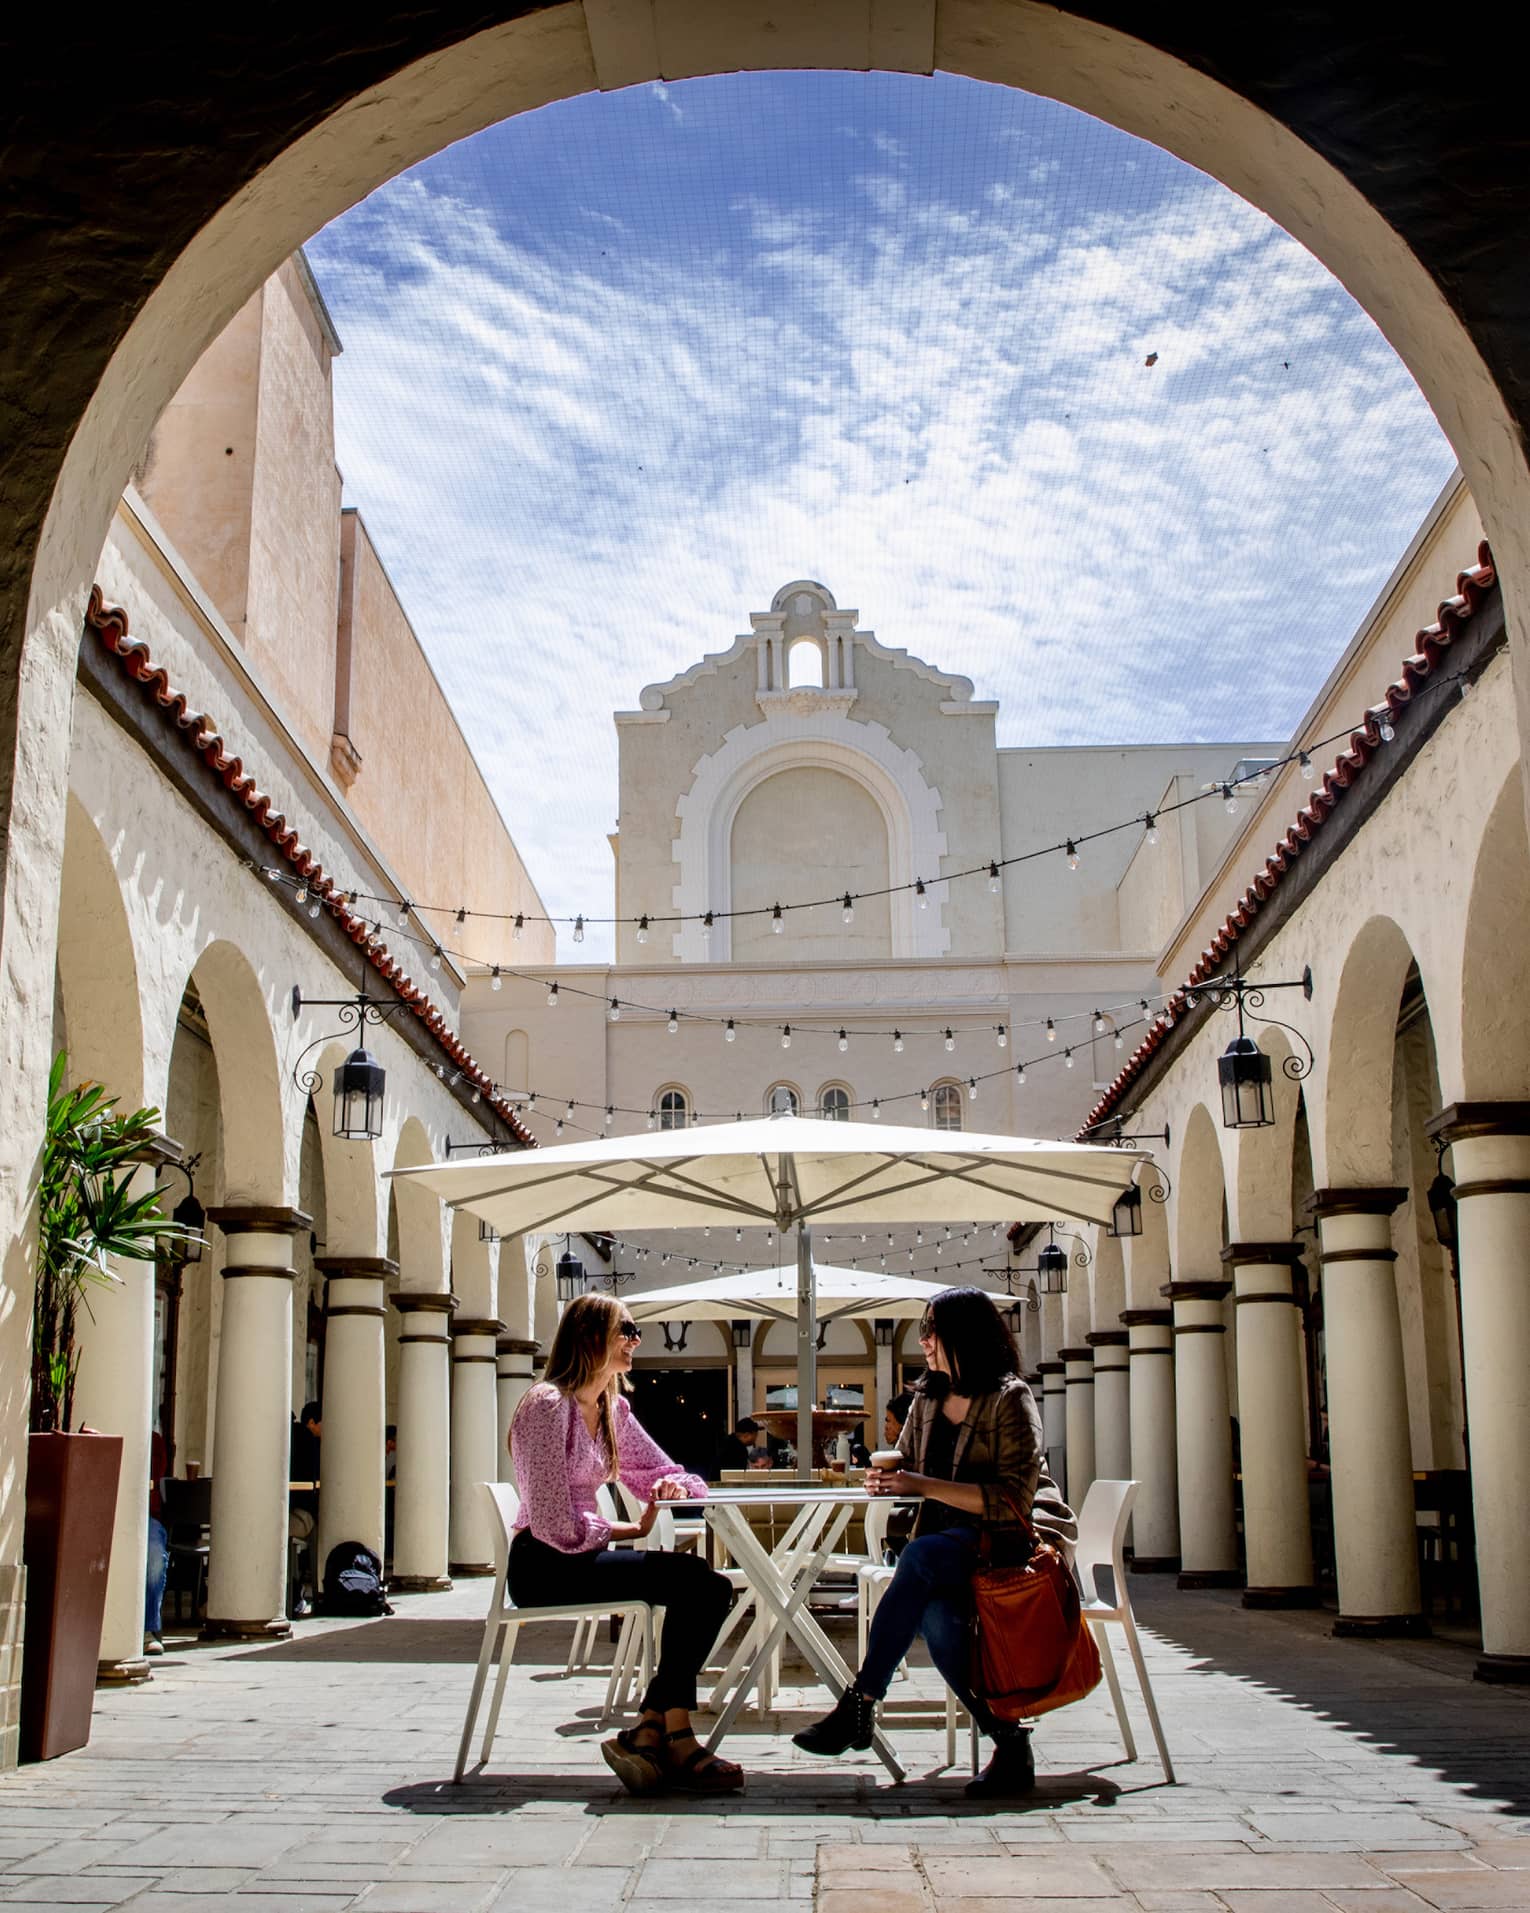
[969,1496,1102,1722]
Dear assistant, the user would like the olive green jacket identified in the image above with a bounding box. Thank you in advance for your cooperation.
[895,1374,1077,1554]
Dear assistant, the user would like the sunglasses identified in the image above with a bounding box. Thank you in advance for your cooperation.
[616,1321,642,1343]
[917,1318,936,1343]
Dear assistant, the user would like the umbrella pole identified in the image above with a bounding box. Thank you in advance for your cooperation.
[796,1224,815,1482]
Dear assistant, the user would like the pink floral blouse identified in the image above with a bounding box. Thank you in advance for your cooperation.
[510,1383,708,1553]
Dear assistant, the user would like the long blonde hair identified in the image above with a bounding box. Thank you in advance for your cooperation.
[520,1290,629,1478]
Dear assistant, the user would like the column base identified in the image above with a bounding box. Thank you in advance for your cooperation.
[389,1575,453,1594]
[448,1562,496,1578]
[200,1617,293,1642]
[1242,1586,1323,1610]
[1333,1613,1432,1639]
[1129,1556,1182,1575]
[1475,1653,1530,1685]
[1177,1568,1243,1591]
[96,1656,151,1685]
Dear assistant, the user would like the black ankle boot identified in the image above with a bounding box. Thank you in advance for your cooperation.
[792,1685,876,1755]
[965,1728,1036,1800]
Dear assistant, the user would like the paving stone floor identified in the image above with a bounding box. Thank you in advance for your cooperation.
[2,1578,1528,1911]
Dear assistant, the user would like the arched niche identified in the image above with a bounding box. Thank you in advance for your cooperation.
[1323,914,1432,1185]
[1459,769,1530,1100]
[728,765,892,963]
[54,791,147,1110]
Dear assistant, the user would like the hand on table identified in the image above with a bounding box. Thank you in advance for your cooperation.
[651,1477,689,1501]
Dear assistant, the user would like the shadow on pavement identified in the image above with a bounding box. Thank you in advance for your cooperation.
[1132,1582,1530,1818]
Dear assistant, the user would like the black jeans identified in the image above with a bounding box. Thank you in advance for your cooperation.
[509,1529,734,1714]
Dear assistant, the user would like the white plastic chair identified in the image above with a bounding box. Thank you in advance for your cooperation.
[453,1481,655,1782]
[563,1485,624,1677]
[1072,1479,1175,1783]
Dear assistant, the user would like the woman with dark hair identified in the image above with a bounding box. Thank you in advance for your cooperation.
[509,1291,741,1795]
[793,1285,1074,1799]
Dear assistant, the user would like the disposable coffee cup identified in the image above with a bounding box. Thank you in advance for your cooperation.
[869,1450,903,1472]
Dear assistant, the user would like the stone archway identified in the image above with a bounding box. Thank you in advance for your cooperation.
[4,0,1530,1740]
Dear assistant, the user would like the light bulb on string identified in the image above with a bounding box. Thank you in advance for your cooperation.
[1377,707,1396,743]
[546,982,559,1007]
[988,862,1001,893]
[893,1030,904,1054]
[1064,1048,1075,1068]
[607,998,620,1022]
[780,1025,792,1050]
[1094,1009,1106,1033]
[771,903,784,934]
[636,915,649,945]
[645,1110,655,1130]
[430,946,443,972]
[1222,784,1238,816]
[604,1107,614,1128]
[397,899,412,926]
[915,878,927,908]
[838,1029,849,1053]
[572,915,585,943]
[920,1088,929,1111]
[842,893,855,924]
[996,1025,1007,1049]
[1066,841,1079,870]
[968,1078,978,1101]
[1144,813,1159,847]
[307,898,321,919]
[724,1019,736,1043]
[871,1098,881,1119]
[944,1028,955,1053]
[491,966,502,992]
[1016,1064,1026,1086]
[513,913,524,940]
[701,911,714,941]
[295,882,308,904]
[667,1010,679,1035]
[1045,1018,1056,1042]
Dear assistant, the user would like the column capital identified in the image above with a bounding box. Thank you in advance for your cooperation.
[391,1291,458,1315]
[1085,1329,1129,1347]
[453,1316,507,1338]
[496,1336,539,1356]
[1161,1280,1231,1303]
[207,1205,312,1235]
[1221,1241,1306,1269]
[1120,1307,1172,1329]
[1302,1186,1407,1221]
[1428,1101,1530,1144]
[1058,1346,1094,1364]
[315,1255,398,1280]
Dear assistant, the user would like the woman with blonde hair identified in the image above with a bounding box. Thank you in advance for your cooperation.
[509,1290,741,1794]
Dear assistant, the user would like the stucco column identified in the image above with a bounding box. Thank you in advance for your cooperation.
[314,1256,394,1570]
[1304,1187,1425,1635]
[1087,1329,1131,1484]
[1224,1243,1316,1606]
[497,1336,537,1482]
[389,1294,454,1592]
[1122,1309,1179,1571]
[1059,1348,1096,1507]
[1428,1104,1530,1682]
[450,1315,504,1575]
[734,1329,756,1429]
[1165,1281,1240,1588]
[1036,1362,1066,1486]
[873,1321,895,1436]
[203,1206,310,1638]
[73,1156,162,1681]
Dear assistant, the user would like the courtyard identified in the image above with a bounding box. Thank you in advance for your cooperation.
[3,1581,1527,1912]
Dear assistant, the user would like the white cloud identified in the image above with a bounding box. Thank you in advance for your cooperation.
[307,84,1454,964]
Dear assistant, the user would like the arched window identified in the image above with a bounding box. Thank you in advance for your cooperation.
[819,1084,852,1121]
[657,1087,690,1130]
[786,638,826,688]
[931,1081,963,1132]
[766,1083,800,1116]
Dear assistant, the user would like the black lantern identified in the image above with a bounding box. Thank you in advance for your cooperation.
[731,1318,753,1350]
[1428,1154,1459,1259]
[873,1317,896,1348]
[1036,1240,1069,1294]
[159,1153,205,1264]
[333,1046,386,1141]
[1218,1034,1275,1130]
[555,1241,587,1302]
[1109,1182,1143,1239]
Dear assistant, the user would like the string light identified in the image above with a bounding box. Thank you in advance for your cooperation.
[771,903,784,934]
[702,911,714,940]
[637,915,649,944]
[573,915,585,943]
[988,862,1001,892]
[838,1029,849,1053]
[944,1028,956,1052]
[996,1025,1007,1049]
[667,1010,679,1035]
[893,1030,904,1054]
[513,912,524,939]
[1066,841,1079,870]
[1377,706,1396,743]
[968,1078,978,1100]
[1144,813,1159,847]
[915,878,927,908]
[1046,1018,1056,1042]
[430,945,443,972]
[547,981,559,1007]
[607,997,621,1022]
[842,893,855,924]
[1222,784,1238,816]
[1094,1009,1106,1033]
[491,966,502,991]
[724,1019,736,1042]
[780,1025,792,1049]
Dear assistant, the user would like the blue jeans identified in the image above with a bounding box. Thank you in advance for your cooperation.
[146,1516,168,1636]
[857,1527,1024,1740]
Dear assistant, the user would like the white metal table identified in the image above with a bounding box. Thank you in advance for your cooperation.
[667,1486,917,1782]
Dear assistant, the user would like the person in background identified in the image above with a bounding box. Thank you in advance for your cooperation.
[883,1388,915,1449]
[144,1429,169,1656]
[747,1450,774,1471]
[794,1287,1075,1801]
[290,1401,322,1483]
[384,1424,398,1482]
[510,1292,741,1796]
[288,1402,322,1618]
[716,1416,761,1474]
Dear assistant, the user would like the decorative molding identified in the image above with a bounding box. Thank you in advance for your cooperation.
[671,712,949,962]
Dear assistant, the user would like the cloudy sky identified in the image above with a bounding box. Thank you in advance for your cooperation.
[306,70,1455,961]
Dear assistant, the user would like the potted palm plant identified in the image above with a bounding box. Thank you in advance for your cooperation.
[20,1054,200,1761]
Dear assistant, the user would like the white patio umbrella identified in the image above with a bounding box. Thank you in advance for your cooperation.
[391,1112,1146,1469]
[624,1261,951,1324]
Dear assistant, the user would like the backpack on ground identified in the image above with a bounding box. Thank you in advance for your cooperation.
[319,1541,393,1617]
